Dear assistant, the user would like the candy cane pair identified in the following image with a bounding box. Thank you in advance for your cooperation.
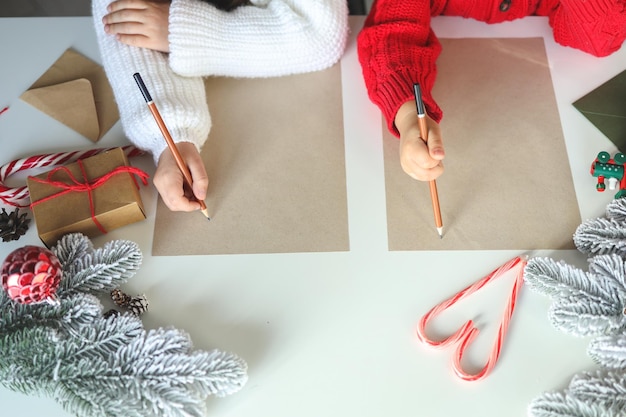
[0,146,144,208]
[416,255,527,381]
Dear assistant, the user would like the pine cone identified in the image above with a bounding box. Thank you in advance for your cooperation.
[0,208,30,242]
[111,289,148,315]
[111,288,131,308]
[127,294,148,316]
[103,309,120,319]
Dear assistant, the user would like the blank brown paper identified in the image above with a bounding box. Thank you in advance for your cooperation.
[152,64,349,256]
[384,38,580,251]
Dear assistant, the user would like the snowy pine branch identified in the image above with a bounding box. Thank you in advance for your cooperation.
[588,335,626,369]
[568,369,626,409]
[0,293,103,334]
[528,390,623,417]
[0,233,247,417]
[524,255,626,336]
[53,234,143,295]
[575,198,626,257]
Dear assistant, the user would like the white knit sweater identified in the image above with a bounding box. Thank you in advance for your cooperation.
[92,0,349,163]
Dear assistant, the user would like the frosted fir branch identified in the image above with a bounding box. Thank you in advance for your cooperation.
[0,293,102,335]
[588,255,626,293]
[0,326,59,392]
[52,233,94,267]
[51,383,111,417]
[1,233,248,416]
[1,309,246,417]
[49,324,244,417]
[605,198,626,223]
[111,328,248,397]
[575,197,626,258]
[525,256,626,337]
[53,235,143,295]
[62,376,207,417]
[568,369,626,409]
[524,257,620,303]
[574,218,626,257]
[588,335,626,369]
[528,391,622,417]
[548,297,626,337]
[52,314,144,366]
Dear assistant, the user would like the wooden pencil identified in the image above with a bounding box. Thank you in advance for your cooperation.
[133,72,210,220]
[413,83,443,238]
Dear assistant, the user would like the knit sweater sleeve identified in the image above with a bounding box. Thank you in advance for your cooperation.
[548,0,626,57]
[92,0,211,164]
[356,0,442,137]
[168,0,349,77]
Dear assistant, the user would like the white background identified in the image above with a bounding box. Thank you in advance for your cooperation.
[0,15,624,417]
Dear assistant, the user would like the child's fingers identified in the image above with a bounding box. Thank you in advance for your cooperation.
[427,135,445,160]
[187,159,209,201]
[107,0,149,13]
[425,118,445,160]
[400,134,444,181]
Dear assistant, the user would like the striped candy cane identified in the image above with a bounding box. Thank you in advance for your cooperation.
[416,255,527,381]
[0,145,144,208]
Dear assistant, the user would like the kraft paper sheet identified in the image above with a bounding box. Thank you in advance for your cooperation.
[152,63,349,255]
[384,38,581,251]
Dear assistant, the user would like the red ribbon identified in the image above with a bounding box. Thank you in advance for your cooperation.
[29,160,149,234]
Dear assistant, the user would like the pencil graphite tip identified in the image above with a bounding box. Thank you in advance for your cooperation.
[437,227,443,239]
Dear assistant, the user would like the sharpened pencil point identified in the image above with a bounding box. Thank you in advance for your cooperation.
[201,208,211,221]
[437,227,443,239]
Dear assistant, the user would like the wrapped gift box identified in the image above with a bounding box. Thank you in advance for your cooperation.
[27,147,147,247]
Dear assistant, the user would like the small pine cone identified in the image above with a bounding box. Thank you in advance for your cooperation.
[127,294,149,316]
[0,208,31,242]
[111,288,131,308]
[103,309,120,319]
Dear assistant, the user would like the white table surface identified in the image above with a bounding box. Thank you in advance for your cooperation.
[0,15,624,417]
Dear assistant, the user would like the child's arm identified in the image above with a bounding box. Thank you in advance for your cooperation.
[549,0,626,57]
[167,0,349,77]
[92,0,211,212]
[357,0,445,181]
[357,0,443,137]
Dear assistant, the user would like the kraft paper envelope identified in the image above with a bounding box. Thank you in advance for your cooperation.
[20,48,119,142]
[573,69,626,151]
[152,63,349,256]
[384,38,581,251]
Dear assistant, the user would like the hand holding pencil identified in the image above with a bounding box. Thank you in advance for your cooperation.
[393,85,445,237]
[154,142,209,214]
[133,72,211,219]
[394,96,445,183]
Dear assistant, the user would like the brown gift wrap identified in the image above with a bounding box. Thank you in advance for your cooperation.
[26,148,147,247]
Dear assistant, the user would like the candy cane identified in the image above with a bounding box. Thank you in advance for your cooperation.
[0,145,145,208]
[416,255,527,381]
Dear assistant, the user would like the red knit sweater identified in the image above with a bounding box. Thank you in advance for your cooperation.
[357,0,626,136]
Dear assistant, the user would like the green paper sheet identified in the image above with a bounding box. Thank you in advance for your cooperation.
[573,69,626,151]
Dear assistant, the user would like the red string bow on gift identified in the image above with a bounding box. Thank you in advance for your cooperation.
[28,159,149,234]
[0,146,144,207]
[416,255,527,382]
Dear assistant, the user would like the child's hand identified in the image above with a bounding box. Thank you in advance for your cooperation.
[103,0,171,53]
[154,142,209,212]
[394,100,445,181]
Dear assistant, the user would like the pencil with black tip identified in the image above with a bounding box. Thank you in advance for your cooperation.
[133,72,210,220]
[413,83,443,238]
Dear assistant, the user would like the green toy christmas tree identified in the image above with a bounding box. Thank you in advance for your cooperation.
[0,233,247,417]
[524,198,626,417]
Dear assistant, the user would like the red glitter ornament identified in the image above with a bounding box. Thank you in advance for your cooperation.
[1,245,62,304]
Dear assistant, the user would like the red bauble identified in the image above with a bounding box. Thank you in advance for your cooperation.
[1,245,62,304]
